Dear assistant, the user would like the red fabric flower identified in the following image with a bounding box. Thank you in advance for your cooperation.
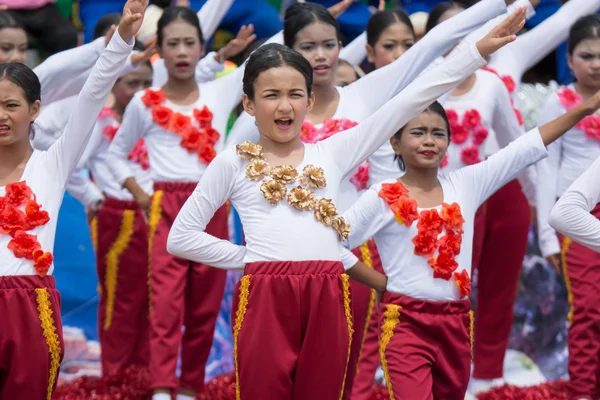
[128,139,151,170]
[453,269,471,297]
[25,196,50,229]
[203,127,221,145]
[7,230,41,260]
[417,209,443,234]
[437,229,462,256]
[440,154,448,168]
[194,105,213,128]
[33,249,53,277]
[5,181,32,207]
[180,126,203,152]
[350,162,370,191]
[446,109,458,126]
[472,125,489,146]
[378,182,409,205]
[460,145,481,165]
[412,231,438,257]
[103,125,119,141]
[463,109,481,130]
[300,122,319,144]
[501,75,516,93]
[167,112,192,133]
[440,202,465,232]
[514,107,524,126]
[428,248,458,280]
[391,196,419,227]
[151,105,173,128]
[579,115,600,144]
[98,107,116,119]
[0,204,29,234]
[557,87,581,111]
[198,143,217,164]
[141,89,165,108]
[451,124,469,145]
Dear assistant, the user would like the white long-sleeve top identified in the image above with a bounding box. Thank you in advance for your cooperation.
[440,69,536,204]
[343,129,547,301]
[536,85,600,257]
[166,41,486,270]
[0,32,133,276]
[549,155,600,253]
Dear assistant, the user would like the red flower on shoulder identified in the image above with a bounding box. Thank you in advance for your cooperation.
[452,124,469,145]
[463,109,481,130]
[103,125,119,141]
[204,127,221,145]
[194,105,213,128]
[446,109,459,126]
[152,105,173,128]
[5,181,32,207]
[141,89,166,108]
[350,162,370,191]
[25,196,50,229]
[0,204,29,234]
[460,146,481,165]
[7,230,41,260]
[167,112,192,133]
[378,182,409,205]
[412,231,438,258]
[472,125,489,146]
[391,196,419,227]
[557,87,581,111]
[300,121,319,144]
[437,229,462,256]
[33,249,53,277]
[440,154,449,168]
[428,247,458,280]
[198,142,217,164]
[440,202,465,233]
[417,209,443,234]
[580,115,600,144]
[453,269,472,298]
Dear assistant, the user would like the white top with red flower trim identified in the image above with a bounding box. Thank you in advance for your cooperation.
[549,155,600,253]
[166,41,487,270]
[225,0,507,187]
[108,64,244,184]
[0,32,133,277]
[536,85,600,258]
[440,69,537,204]
[343,129,547,301]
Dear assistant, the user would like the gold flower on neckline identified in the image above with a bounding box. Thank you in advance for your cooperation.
[300,165,327,189]
[236,140,263,160]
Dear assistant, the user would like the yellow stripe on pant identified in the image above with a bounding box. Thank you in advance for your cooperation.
[380,304,402,400]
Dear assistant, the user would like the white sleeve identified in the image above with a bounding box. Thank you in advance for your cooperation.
[225,111,259,147]
[107,97,147,185]
[32,127,59,152]
[194,52,225,83]
[34,37,106,105]
[44,32,133,187]
[323,42,486,177]
[549,155,600,253]
[167,150,246,269]
[535,96,562,257]
[343,187,390,250]
[197,0,234,41]
[151,59,169,88]
[66,170,105,209]
[340,32,367,67]
[340,246,359,270]
[342,0,506,115]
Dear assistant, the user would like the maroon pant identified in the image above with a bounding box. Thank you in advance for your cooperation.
[379,292,473,400]
[560,204,600,400]
[148,182,228,393]
[232,260,352,399]
[344,239,384,400]
[0,275,64,400]
[95,197,150,376]
[471,179,530,379]
[352,302,381,400]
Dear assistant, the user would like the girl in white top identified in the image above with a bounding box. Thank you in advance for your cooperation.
[106,7,254,400]
[549,154,600,253]
[0,1,140,397]
[341,87,600,400]
[166,13,524,399]
[535,14,600,400]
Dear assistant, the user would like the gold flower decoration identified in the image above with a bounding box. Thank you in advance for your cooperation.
[333,216,351,240]
[313,198,338,226]
[260,179,287,205]
[300,165,327,189]
[270,165,298,183]
[236,140,263,160]
[245,158,270,181]
[287,186,315,211]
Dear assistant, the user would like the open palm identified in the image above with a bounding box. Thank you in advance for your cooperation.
[476,7,526,58]
[118,0,149,43]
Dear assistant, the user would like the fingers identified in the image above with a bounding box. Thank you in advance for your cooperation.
[379,0,385,11]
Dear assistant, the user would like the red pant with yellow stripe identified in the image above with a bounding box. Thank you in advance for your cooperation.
[148,182,228,393]
[560,204,600,400]
[379,292,473,400]
[232,260,352,399]
[0,275,64,400]
[94,197,150,376]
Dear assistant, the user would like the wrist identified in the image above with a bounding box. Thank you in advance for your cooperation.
[218,48,226,64]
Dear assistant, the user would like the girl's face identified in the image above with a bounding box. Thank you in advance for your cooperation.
[113,64,153,110]
[0,27,27,65]
[0,79,39,147]
[569,38,600,89]
[160,19,204,81]
[334,62,357,87]
[367,22,415,69]
[243,65,315,144]
[293,21,341,87]
[391,110,449,171]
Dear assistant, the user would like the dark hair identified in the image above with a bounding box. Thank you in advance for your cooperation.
[366,9,415,47]
[337,58,360,84]
[93,13,121,40]
[425,2,466,34]
[568,14,600,54]
[243,43,313,101]
[157,6,204,48]
[393,101,450,171]
[0,62,41,104]
[284,2,340,48]
[0,11,24,32]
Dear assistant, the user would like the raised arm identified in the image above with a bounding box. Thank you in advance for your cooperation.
[197,0,234,41]
[340,31,367,67]
[167,149,246,268]
[549,155,600,253]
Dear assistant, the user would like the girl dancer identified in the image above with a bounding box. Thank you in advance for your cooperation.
[106,7,253,400]
[167,13,524,399]
[536,15,600,400]
[341,83,600,400]
[0,0,141,397]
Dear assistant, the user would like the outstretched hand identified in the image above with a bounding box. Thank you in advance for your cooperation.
[328,0,354,19]
[131,37,158,66]
[118,0,149,44]
[476,7,526,58]
[582,89,600,116]
[221,24,257,61]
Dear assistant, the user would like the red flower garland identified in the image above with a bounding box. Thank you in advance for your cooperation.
[100,107,150,170]
[0,182,52,277]
[141,89,219,164]
[378,181,469,295]
[301,119,369,190]
[557,87,600,144]
[482,67,524,126]
[442,108,489,167]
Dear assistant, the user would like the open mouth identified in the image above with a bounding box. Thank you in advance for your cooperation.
[314,65,329,74]
[275,118,293,130]
[0,125,9,135]
[175,62,190,71]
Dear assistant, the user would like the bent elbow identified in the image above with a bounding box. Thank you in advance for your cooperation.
[548,204,568,234]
